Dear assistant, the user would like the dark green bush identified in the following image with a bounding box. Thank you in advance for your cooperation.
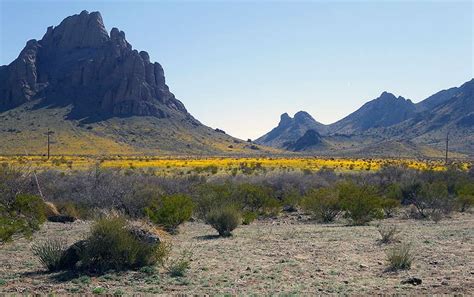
[338,182,383,225]
[206,207,241,237]
[145,194,194,234]
[194,184,233,219]
[380,198,400,218]
[80,216,169,272]
[301,188,341,223]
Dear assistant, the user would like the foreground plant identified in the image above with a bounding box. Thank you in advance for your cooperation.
[206,206,241,237]
[386,242,414,270]
[145,194,194,234]
[32,238,68,271]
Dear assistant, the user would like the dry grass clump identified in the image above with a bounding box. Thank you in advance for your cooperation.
[386,242,414,270]
[377,225,400,244]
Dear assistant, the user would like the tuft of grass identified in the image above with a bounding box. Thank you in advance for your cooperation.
[166,249,192,277]
[377,225,400,244]
[92,286,106,294]
[386,242,414,270]
[32,238,68,272]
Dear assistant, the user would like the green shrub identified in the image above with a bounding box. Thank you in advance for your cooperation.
[301,188,341,223]
[411,182,453,220]
[242,211,258,225]
[456,183,474,212]
[32,238,68,271]
[338,182,383,225]
[80,216,169,272]
[0,194,47,243]
[380,198,400,218]
[386,242,414,270]
[233,183,280,216]
[166,250,192,277]
[194,184,233,219]
[206,207,241,237]
[145,194,194,234]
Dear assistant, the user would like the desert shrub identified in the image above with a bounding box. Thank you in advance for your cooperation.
[242,211,258,225]
[386,242,414,270]
[32,238,68,271]
[233,183,280,215]
[206,206,241,237]
[338,182,383,225]
[194,184,233,219]
[301,187,341,223]
[456,183,474,212]
[377,225,399,244]
[145,194,194,234]
[409,182,454,220]
[80,216,169,272]
[380,198,400,218]
[0,194,47,243]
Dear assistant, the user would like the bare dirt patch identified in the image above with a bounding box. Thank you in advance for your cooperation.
[0,213,473,295]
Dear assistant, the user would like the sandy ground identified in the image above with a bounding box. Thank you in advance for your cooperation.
[0,212,473,295]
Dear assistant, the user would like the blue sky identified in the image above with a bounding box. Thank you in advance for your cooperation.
[1,0,472,139]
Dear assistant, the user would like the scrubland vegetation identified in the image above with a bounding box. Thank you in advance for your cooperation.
[0,159,473,294]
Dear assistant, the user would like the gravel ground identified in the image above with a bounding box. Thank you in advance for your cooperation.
[0,212,473,295]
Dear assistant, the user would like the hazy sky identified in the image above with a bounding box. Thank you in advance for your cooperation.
[1,0,472,139]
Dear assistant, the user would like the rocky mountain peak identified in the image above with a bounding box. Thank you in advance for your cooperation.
[294,111,314,122]
[0,10,190,122]
[41,10,108,50]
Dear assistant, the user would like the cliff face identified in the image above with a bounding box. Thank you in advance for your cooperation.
[0,10,188,121]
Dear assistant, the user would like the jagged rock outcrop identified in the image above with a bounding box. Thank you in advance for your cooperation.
[0,10,188,121]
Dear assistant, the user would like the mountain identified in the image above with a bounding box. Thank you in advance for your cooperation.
[284,129,326,152]
[257,80,473,157]
[381,79,474,155]
[255,111,327,148]
[328,92,416,135]
[0,11,275,155]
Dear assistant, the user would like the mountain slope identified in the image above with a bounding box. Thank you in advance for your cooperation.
[257,80,473,157]
[255,111,327,148]
[0,11,276,155]
[328,92,416,135]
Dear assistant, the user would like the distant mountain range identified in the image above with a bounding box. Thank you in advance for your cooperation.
[256,79,474,158]
[0,11,273,155]
[0,11,472,158]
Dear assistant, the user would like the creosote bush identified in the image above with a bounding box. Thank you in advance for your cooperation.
[206,207,241,237]
[386,242,414,270]
[338,182,383,225]
[145,194,194,234]
[80,216,170,273]
[301,187,341,223]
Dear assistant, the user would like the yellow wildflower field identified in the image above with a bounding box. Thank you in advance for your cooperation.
[0,155,470,173]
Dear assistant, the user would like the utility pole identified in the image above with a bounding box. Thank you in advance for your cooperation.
[46,129,54,159]
[445,131,449,165]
